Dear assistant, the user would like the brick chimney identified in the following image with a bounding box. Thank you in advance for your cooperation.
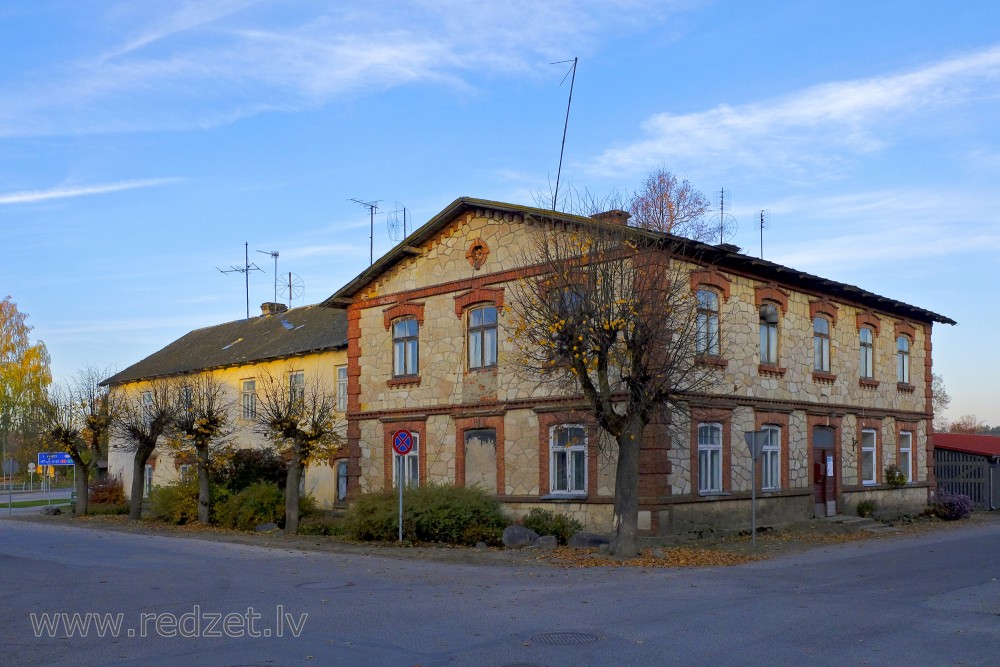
[590,209,631,225]
[260,302,288,316]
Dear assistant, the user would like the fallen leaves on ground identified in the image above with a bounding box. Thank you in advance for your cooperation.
[537,546,765,568]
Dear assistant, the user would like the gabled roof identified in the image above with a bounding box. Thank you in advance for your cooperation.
[935,433,1000,458]
[102,304,347,386]
[321,197,956,326]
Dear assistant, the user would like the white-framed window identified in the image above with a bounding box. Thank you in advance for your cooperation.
[141,390,153,416]
[143,464,154,498]
[392,433,420,488]
[549,425,587,494]
[814,316,831,372]
[468,305,498,369]
[288,370,305,404]
[179,464,191,483]
[392,318,419,377]
[698,422,723,493]
[336,365,348,412]
[761,425,781,491]
[899,431,912,483]
[861,428,877,485]
[859,327,874,379]
[759,304,779,365]
[897,336,910,384]
[696,289,720,356]
[241,379,256,419]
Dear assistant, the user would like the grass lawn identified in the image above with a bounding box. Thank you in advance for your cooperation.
[3,499,73,509]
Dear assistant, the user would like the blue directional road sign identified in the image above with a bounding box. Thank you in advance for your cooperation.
[38,452,74,466]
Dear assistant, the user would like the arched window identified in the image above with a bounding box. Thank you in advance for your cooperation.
[813,316,831,372]
[859,327,874,379]
[896,335,910,384]
[696,289,720,356]
[759,304,779,365]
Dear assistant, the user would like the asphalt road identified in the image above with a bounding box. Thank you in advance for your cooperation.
[1,517,998,666]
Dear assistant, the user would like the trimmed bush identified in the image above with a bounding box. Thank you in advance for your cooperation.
[933,489,973,521]
[88,502,129,515]
[521,508,583,545]
[298,514,344,536]
[89,474,126,504]
[344,484,510,546]
[148,480,200,524]
[215,483,285,531]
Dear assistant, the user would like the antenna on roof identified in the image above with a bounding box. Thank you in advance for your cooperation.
[350,198,381,266]
[551,57,578,211]
[759,210,768,259]
[277,272,305,308]
[217,242,263,319]
[716,187,738,245]
[387,203,408,243]
[257,249,279,303]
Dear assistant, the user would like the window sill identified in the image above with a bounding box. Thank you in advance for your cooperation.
[859,378,880,390]
[697,491,730,498]
[540,493,588,501]
[896,382,915,394]
[696,355,728,369]
[758,364,786,378]
[812,371,836,384]
[387,376,421,388]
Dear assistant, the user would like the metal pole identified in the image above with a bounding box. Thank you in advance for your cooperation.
[751,443,757,548]
[398,456,404,543]
[552,57,577,211]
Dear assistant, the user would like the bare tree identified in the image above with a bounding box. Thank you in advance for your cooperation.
[168,375,233,524]
[254,367,341,534]
[948,414,986,435]
[112,378,179,520]
[932,373,951,432]
[44,366,119,514]
[508,220,723,556]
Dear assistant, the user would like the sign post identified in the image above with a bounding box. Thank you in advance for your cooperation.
[391,430,414,544]
[743,431,768,548]
[38,453,75,507]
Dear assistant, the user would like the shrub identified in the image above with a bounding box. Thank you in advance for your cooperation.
[856,499,877,518]
[215,483,285,531]
[884,464,908,489]
[298,514,344,536]
[933,489,973,521]
[213,448,287,491]
[88,502,129,515]
[344,484,510,546]
[521,508,583,545]
[89,474,126,505]
[148,480,200,524]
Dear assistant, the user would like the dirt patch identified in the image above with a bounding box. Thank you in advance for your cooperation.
[10,510,999,569]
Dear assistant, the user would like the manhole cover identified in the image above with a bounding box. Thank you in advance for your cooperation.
[530,632,601,646]
[297,581,353,590]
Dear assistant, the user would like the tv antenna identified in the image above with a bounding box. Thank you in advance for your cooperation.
[386,203,409,243]
[350,198,381,265]
[759,210,769,259]
[217,242,263,319]
[716,187,738,245]
[257,249,279,303]
[277,272,305,308]
[551,56,578,211]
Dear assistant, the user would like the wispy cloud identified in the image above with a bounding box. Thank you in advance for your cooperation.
[0,178,179,205]
[589,45,1000,178]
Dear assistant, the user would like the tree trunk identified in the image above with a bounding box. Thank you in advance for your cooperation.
[128,443,155,521]
[610,417,645,557]
[197,443,210,524]
[74,462,90,515]
[285,453,302,534]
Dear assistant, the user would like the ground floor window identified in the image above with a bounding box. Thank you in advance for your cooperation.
[861,428,877,485]
[550,425,587,494]
[761,425,781,491]
[698,422,723,493]
[392,434,420,488]
[143,464,154,498]
[898,431,912,482]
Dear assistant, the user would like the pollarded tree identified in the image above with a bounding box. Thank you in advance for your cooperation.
[508,220,723,557]
[44,366,119,514]
[111,378,180,520]
[1,296,52,472]
[168,374,233,524]
[254,367,342,534]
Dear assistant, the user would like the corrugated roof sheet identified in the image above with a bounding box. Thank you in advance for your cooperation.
[935,433,1000,458]
[103,304,347,386]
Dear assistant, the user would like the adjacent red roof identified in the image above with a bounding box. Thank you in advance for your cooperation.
[935,433,1000,457]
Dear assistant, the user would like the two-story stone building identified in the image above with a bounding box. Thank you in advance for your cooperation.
[325,197,954,536]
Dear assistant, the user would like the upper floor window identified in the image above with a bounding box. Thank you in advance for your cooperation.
[392,318,419,377]
[468,305,498,369]
[859,327,874,378]
[759,304,779,365]
[897,336,910,384]
[178,385,193,411]
[860,428,877,485]
[698,422,723,493]
[140,390,153,416]
[336,366,348,412]
[288,370,305,405]
[241,379,256,419]
[550,425,587,494]
[813,316,831,372]
[696,289,720,356]
[761,424,781,491]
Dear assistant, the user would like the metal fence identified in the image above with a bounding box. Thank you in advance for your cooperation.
[935,449,999,510]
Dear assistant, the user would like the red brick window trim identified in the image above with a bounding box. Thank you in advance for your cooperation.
[855,311,881,335]
[758,364,786,377]
[454,287,505,317]
[383,301,425,330]
[812,371,837,384]
[466,240,491,270]
[809,299,839,324]
[859,378,880,390]
[690,269,731,301]
[754,285,789,314]
[894,321,916,340]
[386,376,421,388]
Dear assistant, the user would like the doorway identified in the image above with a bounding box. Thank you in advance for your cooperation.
[813,426,836,517]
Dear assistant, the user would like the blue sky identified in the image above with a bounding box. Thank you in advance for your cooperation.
[2,1,998,425]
